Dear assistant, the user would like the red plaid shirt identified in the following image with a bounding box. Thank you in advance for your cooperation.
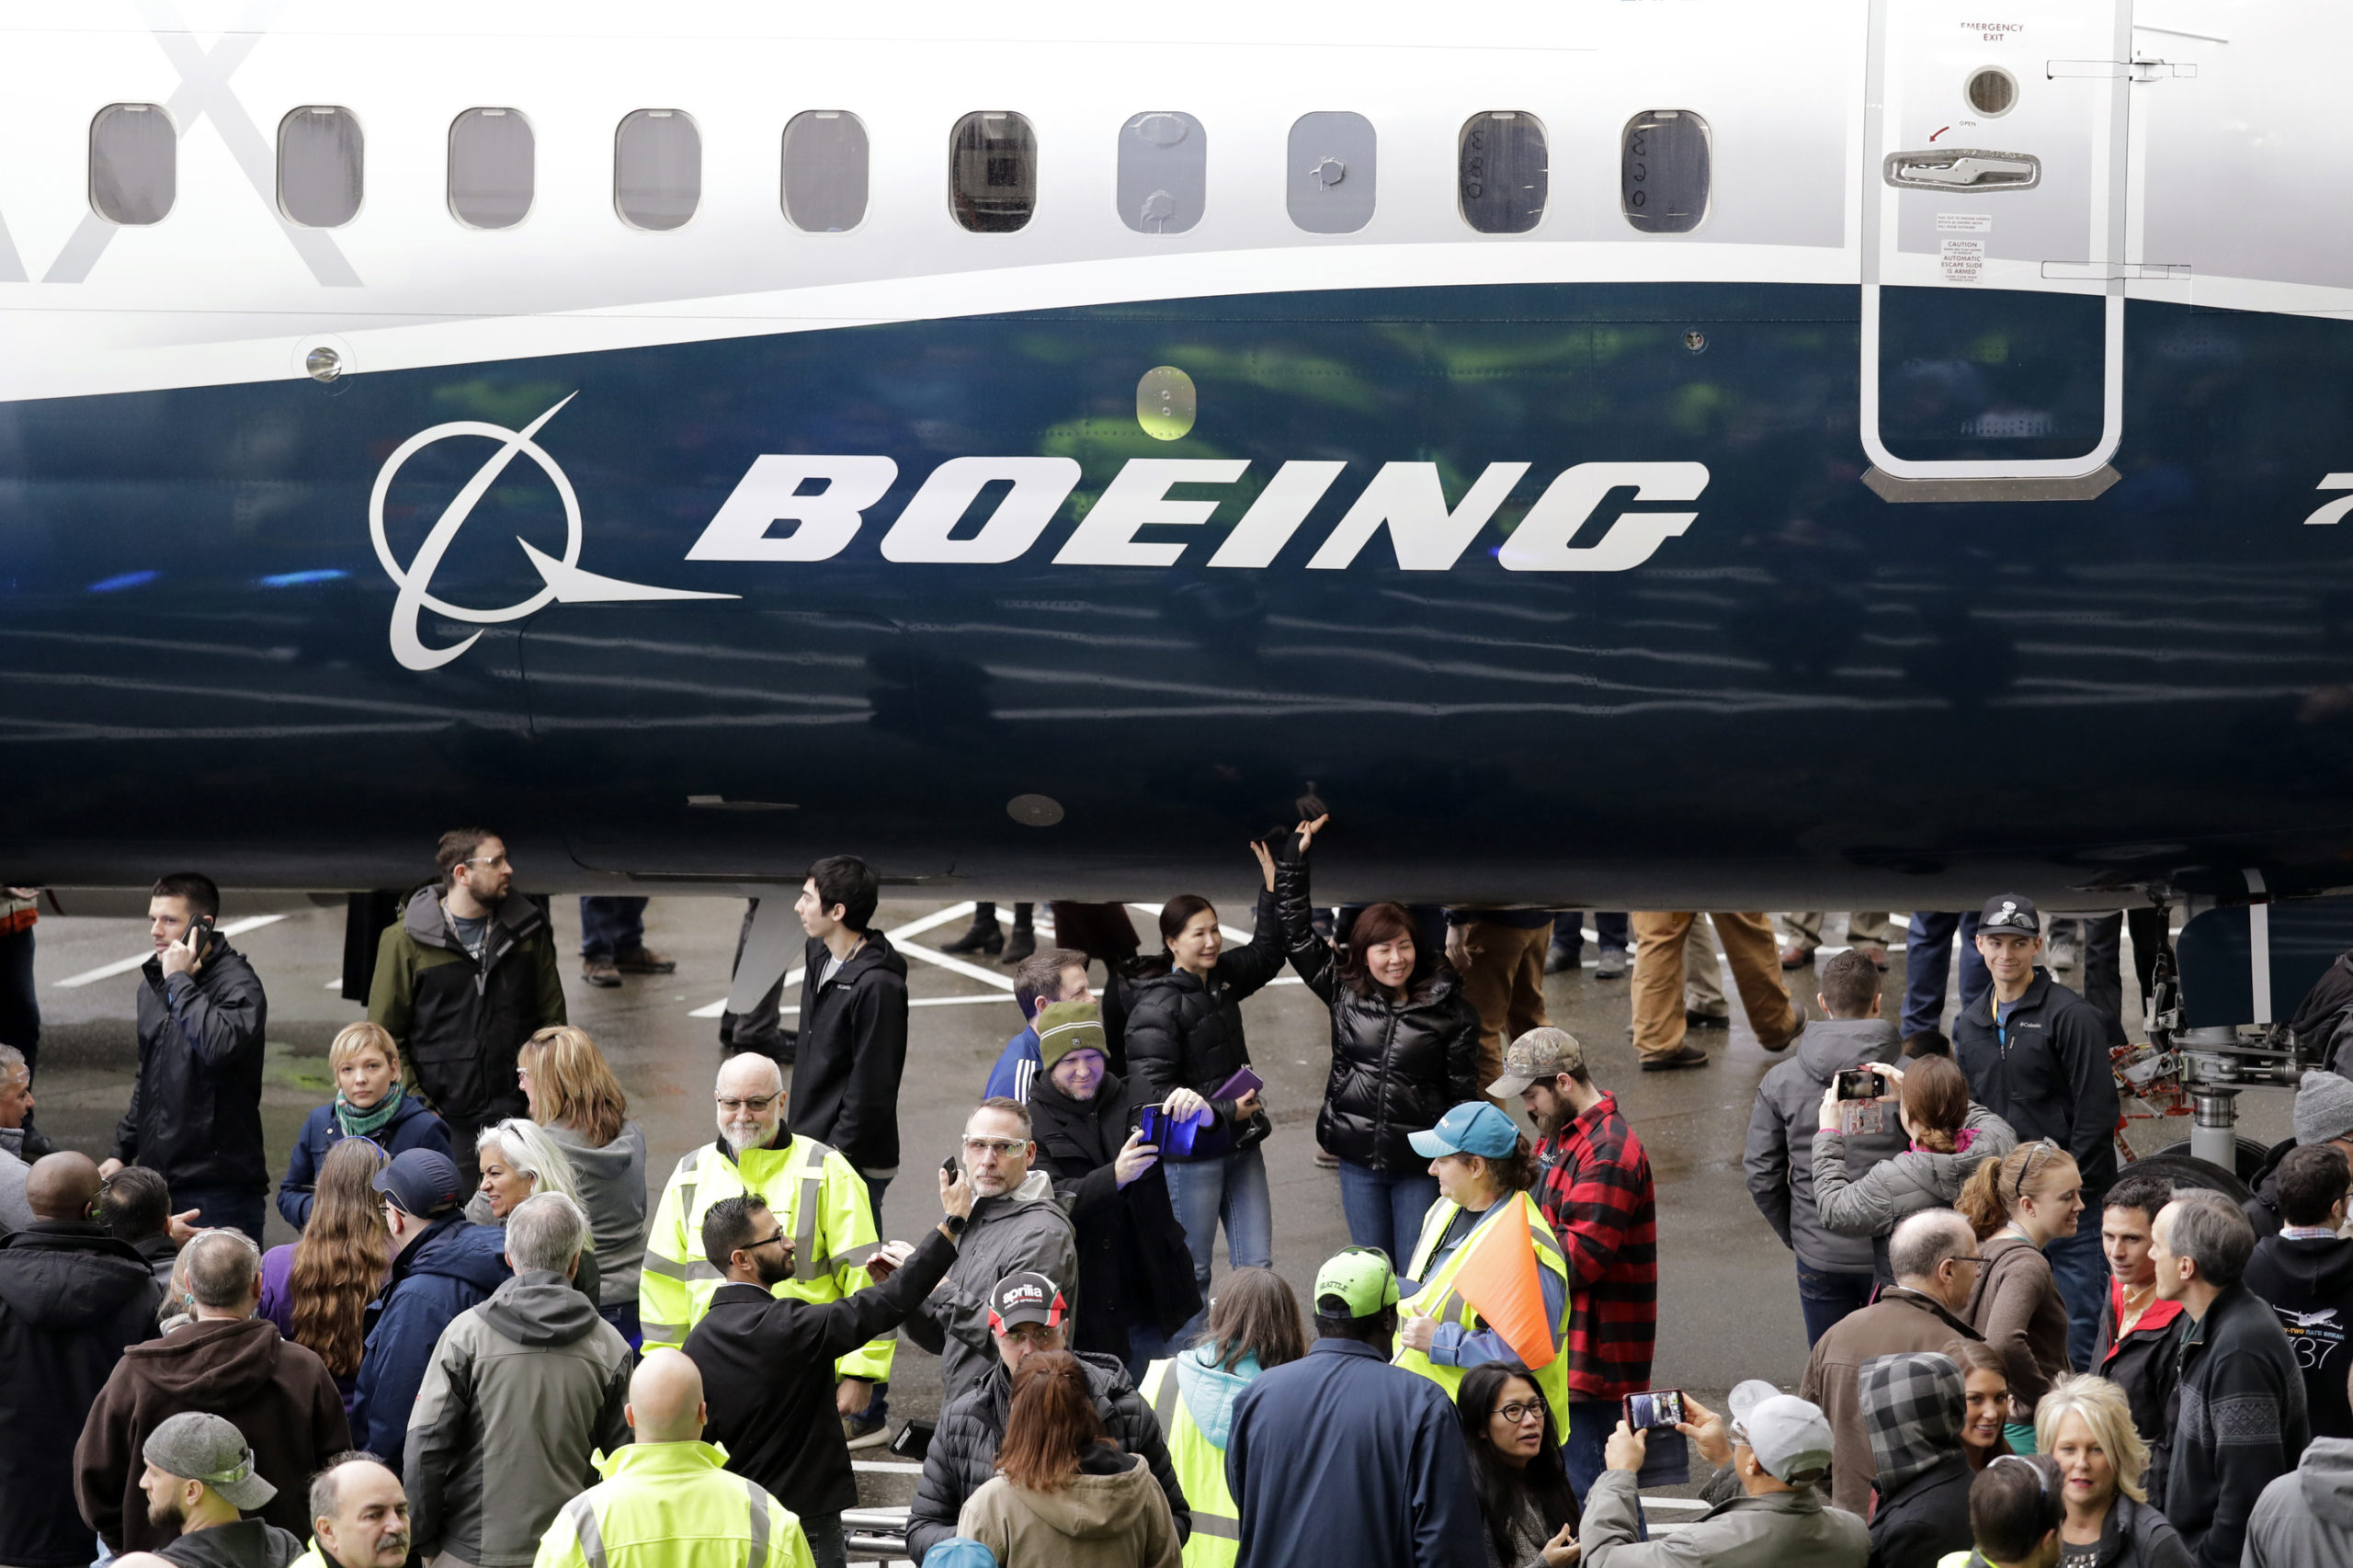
[1531,1091,1657,1401]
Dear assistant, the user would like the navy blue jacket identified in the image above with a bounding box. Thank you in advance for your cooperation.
[348,1212,510,1472]
[1225,1337,1483,1568]
[276,1096,454,1231]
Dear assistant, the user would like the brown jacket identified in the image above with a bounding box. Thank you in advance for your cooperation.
[958,1447,1183,1568]
[74,1314,350,1551]
[1963,1233,2071,1415]
[1800,1287,1983,1515]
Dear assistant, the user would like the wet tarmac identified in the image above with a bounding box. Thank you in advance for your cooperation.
[24,898,2294,1552]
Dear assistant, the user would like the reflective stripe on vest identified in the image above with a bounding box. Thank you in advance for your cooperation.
[794,1136,829,1283]
[744,1476,770,1568]
[1139,1360,1243,1562]
[1393,1193,1574,1443]
[564,1494,610,1568]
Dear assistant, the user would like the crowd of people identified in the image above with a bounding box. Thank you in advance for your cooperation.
[6,826,2353,1568]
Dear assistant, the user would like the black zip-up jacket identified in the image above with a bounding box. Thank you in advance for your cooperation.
[369,888,565,1135]
[904,1349,1190,1564]
[1867,1451,1975,1568]
[2096,1288,2187,1499]
[788,930,910,1177]
[114,939,269,1191]
[0,1222,163,1568]
[1952,971,2121,1199]
[1028,1069,1202,1355]
[1122,885,1286,1159]
[687,1227,956,1520]
[2245,1230,2353,1440]
[1273,858,1480,1175]
[2163,1282,2311,1568]
[2243,1137,2292,1240]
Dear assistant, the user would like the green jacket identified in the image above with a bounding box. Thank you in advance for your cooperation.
[531,1441,814,1568]
[369,887,565,1132]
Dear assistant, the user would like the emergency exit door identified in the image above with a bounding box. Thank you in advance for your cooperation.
[1861,0,2134,495]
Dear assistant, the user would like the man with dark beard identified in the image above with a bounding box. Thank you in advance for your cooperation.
[140,1413,303,1568]
[683,1167,972,1568]
[1490,1028,1658,1500]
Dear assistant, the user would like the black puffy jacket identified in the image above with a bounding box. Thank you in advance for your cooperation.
[114,940,269,1191]
[1122,886,1286,1159]
[1275,858,1480,1174]
[904,1350,1190,1563]
[1028,1070,1202,1356]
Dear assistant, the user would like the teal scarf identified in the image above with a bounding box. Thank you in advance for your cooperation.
[335,1082,405,1141]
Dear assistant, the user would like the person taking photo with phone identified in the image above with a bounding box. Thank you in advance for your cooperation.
[100,872,269,1245]
[1810,1054,2017,1288]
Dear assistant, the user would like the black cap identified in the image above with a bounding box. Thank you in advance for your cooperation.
[1978,895,2040,937]
[986,1271,1066,1335]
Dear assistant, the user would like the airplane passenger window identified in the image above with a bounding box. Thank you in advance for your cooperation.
[449,108,534,230]
[949,112,1036,233]
[1117,111,1205,234]
[1287,112,1375,234]
[782,111,870,232]
[89,103,175,225]
[1621,109,1710,234]
[1458,111,1546,234]
[278,106,363,228]
[616,109,701,231]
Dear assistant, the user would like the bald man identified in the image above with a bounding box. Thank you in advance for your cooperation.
[531,1351,814,1568]
[296,1454,410,1568]
[0,1152,164,1568]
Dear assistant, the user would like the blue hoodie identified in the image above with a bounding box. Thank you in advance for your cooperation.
[1174,1344,1262,1449]
[349,1212,511,1471]
[276,1094,454,1231]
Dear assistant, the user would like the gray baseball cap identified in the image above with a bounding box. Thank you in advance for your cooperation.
[143,1412,278,1512]
[1727,1380,1836,1486]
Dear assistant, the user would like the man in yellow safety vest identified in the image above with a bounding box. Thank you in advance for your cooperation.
[639,1053,892,1447]
[1392,1101,1574,1441]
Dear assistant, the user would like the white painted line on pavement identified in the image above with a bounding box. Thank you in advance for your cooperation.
[894,937,1018,990]
[689,900,995,1017]
[850,1461,924,1474]
[54,914,290,989]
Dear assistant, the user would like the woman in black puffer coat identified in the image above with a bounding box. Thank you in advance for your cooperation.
[1274,817,1481,1271]
[1123,846,1290,1312]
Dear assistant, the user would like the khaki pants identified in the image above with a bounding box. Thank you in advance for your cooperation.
[1452,921,1552,1103]
[1686,914,1727,1016]
[1779,912,1895,950]
[1631,912,1799,1060]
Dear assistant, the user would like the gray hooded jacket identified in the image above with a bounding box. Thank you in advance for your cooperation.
[2245,1437,2353,1568]
[1745,1017,1908,1272]
[1811,1104,2018,1240]
[404,1267,633,1567]
[545,1119,649,1308]
[1581,1468,1867,1568]
[904,1167,1080,1405]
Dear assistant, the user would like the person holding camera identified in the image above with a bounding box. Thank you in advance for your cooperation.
[99,873,269,1246]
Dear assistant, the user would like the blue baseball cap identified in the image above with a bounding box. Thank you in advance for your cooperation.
[373,1148,462,1218]
[1407,1101,1521,1160]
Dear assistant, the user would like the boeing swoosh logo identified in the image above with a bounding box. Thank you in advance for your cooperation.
[368,394,734,673]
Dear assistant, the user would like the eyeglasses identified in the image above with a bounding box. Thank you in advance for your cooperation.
[716,1094,780,1114]
[1494,1400,1547,1426]
[964,1137,1031,1158]
[462,855,510,869]
[744,1230,790,1253]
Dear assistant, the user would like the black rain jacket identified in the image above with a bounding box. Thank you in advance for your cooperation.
[0,1222,163,1568]
[1274,856,1480,1174]
[1122,886,1286,1160]
[1028,1068,1202,1357]
[788,930,910,1177]
[368,888,566,1135]
[114,938,269,1191]
[1952,971,2121,1199]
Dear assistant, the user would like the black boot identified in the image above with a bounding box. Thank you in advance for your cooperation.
[1001,926,1037,965]
[941,903,1005,955]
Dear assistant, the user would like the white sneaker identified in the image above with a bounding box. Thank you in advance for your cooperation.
[1596,949,1629,980]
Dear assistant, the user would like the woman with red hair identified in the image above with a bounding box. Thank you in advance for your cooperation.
[956,1351,1181,1568]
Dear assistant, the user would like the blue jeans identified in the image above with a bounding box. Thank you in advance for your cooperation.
[598,1299,641,1350]
[579,896,648,959]
[1336,1161,1438,1272]
[1796,1261,1877,1346]
[1165,1146,1273,1335]
[1902,913,1989,1038]
[2044,1224,2108,1372]
[1124,1321,1174,1384]
[1552,914,1630,957]
[173,1187,266,1247]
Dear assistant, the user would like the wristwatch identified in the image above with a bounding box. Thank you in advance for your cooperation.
[940,1212,970,1237]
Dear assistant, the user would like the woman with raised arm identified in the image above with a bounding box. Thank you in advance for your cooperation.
[1265,814,1480,1268]
[1811,1053,2017,1285]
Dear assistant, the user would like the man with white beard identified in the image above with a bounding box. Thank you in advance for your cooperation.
[639,1052,893,1444]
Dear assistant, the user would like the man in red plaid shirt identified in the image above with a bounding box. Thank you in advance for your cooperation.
[1490,1026,1658,1497]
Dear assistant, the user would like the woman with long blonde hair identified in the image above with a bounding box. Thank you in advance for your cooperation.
[517,1026,647,1339]
[259,1136,390,1411]
[2035,1375,2192,1568]
[276,1021,451,1232]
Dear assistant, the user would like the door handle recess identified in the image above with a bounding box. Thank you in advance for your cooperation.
[1882,149,2040,191]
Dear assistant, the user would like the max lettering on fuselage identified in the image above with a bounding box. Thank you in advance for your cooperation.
[372,398,1709,672]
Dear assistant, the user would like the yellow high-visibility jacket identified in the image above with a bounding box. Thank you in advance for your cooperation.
[1137,1356,1245,1568]
[1393,1190,1573,1442]
[638,1133,891,1383]
[531,1441,813,1568]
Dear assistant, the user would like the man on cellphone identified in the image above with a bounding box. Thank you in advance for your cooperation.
[101,873,268,1245]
